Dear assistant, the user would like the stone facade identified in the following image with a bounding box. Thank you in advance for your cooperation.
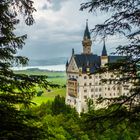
[65,22,131,113]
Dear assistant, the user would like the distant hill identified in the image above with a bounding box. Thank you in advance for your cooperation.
[28,57,68,66]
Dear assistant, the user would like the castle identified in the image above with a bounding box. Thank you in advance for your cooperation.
[65,21,131,113]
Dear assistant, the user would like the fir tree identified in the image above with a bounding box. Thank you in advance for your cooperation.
[0,0,52,139]
[80,0,140,132]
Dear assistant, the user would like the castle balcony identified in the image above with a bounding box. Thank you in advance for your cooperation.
[67,78,78,97]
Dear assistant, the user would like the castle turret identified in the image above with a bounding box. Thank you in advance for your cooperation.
[101,39,108,67]
[72,48,74,55]
[82,20,92,54]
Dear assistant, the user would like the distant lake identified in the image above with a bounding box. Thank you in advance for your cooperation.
[11,64,66,71]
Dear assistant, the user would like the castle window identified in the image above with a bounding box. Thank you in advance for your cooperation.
[89,76,92,79]
[95,88,98,92]
[84,95,87,99]
[95,95,98,98]
[84,89,87,92]
[110,93,112,96]
[99,88,102,92]
[89,83,92,86]
[108,87,110,90]
[84,76,87,79]
[99,75,102,78]
[114,93,115,96]
[91,95,94,98]
[111,75,114,78]
[105,93,106,96]
[91,88,94,92]
[84,83,87,86]
[113,87,116,90]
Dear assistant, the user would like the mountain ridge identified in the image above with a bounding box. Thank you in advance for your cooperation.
[28,57,68,66]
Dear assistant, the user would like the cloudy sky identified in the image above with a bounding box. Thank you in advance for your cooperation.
[17,0,129,60]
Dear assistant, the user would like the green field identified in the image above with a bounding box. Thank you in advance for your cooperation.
[32,88,66,105]
[15,69,66,105]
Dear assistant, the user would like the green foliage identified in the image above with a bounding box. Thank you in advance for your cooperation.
[80,0,140,138]
[29,96,89,140]
[80,104,140,140]
[51,95,69,115]
[29,98,140,140]
[37,90,43,97]
[86,98,95,113]
[0,0,52,139]
[32,87,66,105]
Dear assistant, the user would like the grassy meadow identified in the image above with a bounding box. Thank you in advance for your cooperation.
[15,69,66,105]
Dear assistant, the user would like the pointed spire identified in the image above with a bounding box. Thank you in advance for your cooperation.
[102,38,107,56]
[83,19,91,39]
[72,48,74,55]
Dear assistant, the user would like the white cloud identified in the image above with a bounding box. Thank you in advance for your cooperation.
[17,0,128,60]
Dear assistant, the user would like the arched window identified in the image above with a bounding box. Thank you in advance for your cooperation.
[84,76,87,79]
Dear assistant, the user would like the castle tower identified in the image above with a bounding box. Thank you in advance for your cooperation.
[82,20,92,54]
[101,39,108,67]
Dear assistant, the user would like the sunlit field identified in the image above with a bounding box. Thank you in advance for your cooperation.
[15,69,66,105]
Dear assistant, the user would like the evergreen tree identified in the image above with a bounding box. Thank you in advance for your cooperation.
[80,0,140,135]
[0,0,52,139]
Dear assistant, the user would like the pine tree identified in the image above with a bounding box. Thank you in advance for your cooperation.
[0,0,52,139]
[80,0,140,131]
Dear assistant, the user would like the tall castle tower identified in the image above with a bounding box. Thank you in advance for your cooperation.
[82,20,92,54]
[65,21,130,113]
[101,39,108,67]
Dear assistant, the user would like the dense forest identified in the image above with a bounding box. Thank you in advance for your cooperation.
[24,95,140,140]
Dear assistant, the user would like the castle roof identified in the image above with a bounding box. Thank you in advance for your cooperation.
[72,54,124,73]
[66,21,124,74]
[74,54,101,73]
